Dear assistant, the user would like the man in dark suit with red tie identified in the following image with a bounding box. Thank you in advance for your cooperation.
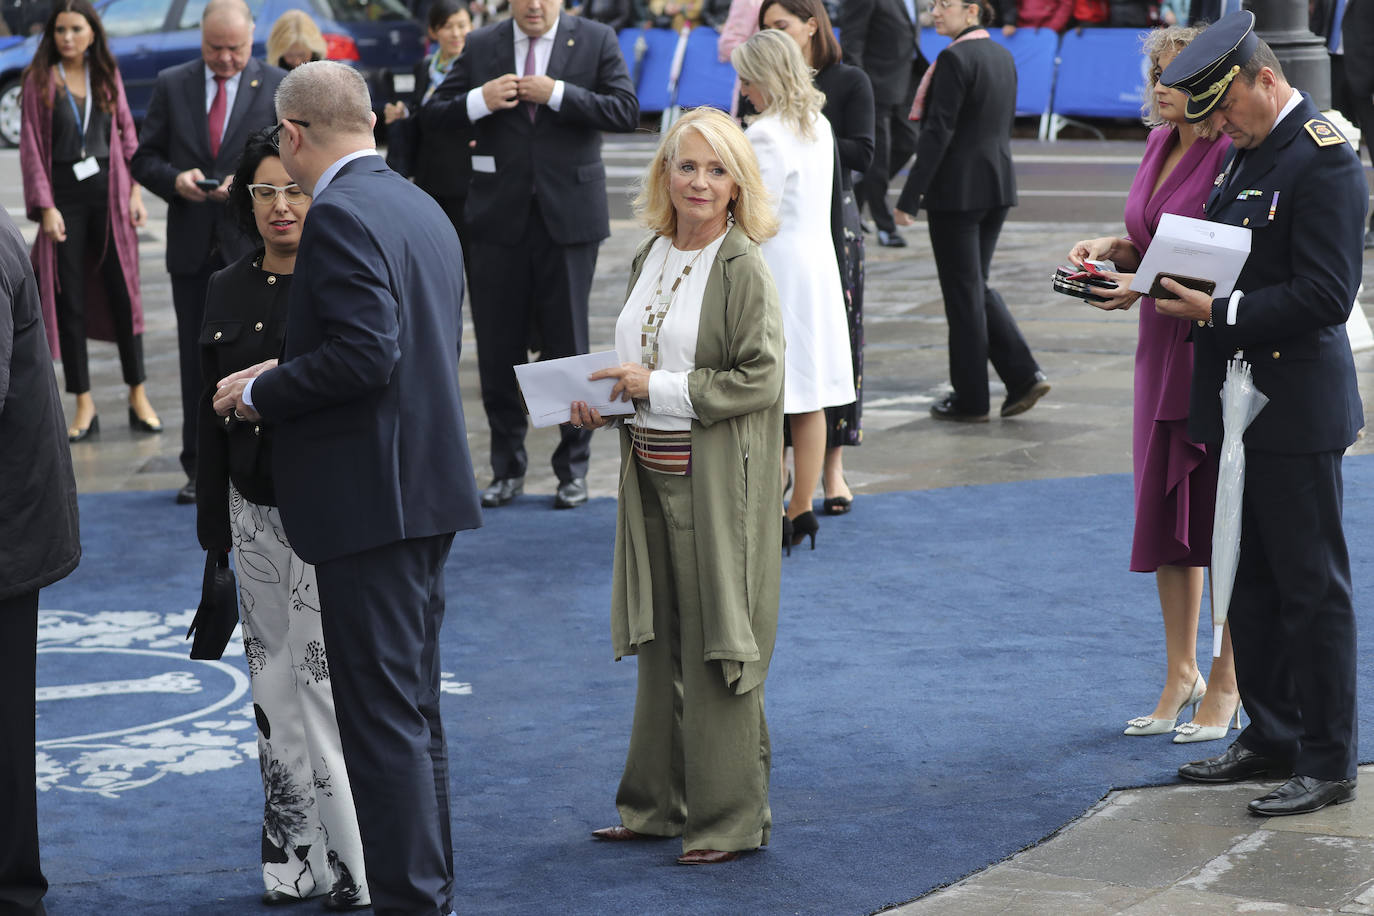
[423,0,637,510]
[214,61,483,915]
[131,0,284,505]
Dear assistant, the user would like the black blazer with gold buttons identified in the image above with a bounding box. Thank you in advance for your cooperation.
[1188,94,1365,454]
[195,249,290,551]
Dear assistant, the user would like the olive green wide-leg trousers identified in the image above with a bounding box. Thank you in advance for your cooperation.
[614,462,772,853]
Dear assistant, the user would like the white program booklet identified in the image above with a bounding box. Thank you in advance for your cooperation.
[1130,213,1252,299]
[513,350,637,428]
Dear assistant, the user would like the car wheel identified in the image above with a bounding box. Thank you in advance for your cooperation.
[0,78,21,149]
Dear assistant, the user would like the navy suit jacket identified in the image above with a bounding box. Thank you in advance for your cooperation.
[1191,95,1366,454]
[131,57,285,274]
[250,156,483,564]
[421,15,638,247]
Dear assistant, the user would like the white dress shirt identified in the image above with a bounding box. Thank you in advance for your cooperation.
[465,17,567,121]
[614,233,728,431]
[204,66,243,148]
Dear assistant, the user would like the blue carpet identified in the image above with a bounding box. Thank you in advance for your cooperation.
[33,456,1374,915]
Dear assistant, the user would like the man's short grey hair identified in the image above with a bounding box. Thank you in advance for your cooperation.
[203,0,253,27]
[275,61,374,139]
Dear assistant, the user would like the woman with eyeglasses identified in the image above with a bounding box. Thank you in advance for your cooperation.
[894,0,1049,423]
[19,0,161,443]
[1066,27,1239,744]
[759,0,873,515]
[195,128,370,911]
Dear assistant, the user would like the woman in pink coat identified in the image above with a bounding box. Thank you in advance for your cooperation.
[19,0,160,442]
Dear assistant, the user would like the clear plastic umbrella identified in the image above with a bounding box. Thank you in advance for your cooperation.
[1210,356,1269,657]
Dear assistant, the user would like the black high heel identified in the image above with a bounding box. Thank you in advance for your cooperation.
[128,405,163,433]
[788,511,819,550]
[68,414,99,442]
[781,514,793,556]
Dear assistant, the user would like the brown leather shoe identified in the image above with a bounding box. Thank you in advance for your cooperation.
[676,849,739,865]
[591,825,650,841]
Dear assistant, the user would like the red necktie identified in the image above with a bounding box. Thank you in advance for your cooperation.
[208,75,227,158]
[524,37,537,123]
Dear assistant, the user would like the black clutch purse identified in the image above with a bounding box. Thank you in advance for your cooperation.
[187,549,239,660]
[1051,264,1116,304]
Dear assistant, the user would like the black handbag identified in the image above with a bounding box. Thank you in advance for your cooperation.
[186,549,239,660]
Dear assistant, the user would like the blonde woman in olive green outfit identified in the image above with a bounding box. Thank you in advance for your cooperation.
[570,107,783,866]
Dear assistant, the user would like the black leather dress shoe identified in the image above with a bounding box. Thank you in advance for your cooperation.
[481,476,525,507]
[1248,775,1356,816]
[876,229,907,248]
[1001,371,1051,417]
[929,395,988,423]
[554,477,588,509]
[175,478,196,505]
[1178,742,1292,784]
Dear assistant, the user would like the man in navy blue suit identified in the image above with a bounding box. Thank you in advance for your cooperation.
[423,0,637,510]
[214,61,482,916]
[1157,12,1365,818]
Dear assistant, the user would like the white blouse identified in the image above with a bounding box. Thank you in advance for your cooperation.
[614,232,727,431]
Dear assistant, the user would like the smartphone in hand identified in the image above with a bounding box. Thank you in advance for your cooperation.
[194,178,220,192]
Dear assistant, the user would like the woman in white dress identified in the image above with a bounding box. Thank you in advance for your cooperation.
[732,28,856,552]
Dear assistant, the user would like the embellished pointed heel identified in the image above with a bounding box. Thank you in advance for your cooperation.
[1174,702,1243,744]
[1124,672,1205,736]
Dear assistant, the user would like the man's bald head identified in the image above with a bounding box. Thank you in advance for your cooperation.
[202,0,253,79]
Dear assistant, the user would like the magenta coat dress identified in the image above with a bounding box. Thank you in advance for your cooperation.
[19,66,144,360]
[1123,126,1230,572]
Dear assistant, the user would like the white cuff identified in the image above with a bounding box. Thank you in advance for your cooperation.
[647,370,697,418]
[549,80,566,111]
[465,88,492,122]
[1226,289,1243,326]
[242,376,257,410]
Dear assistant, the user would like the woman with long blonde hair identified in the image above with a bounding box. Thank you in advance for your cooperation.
[733,29,855,553]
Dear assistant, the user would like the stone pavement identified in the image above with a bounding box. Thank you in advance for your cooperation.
[6,140,1374,913]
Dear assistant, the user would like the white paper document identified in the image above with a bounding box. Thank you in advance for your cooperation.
[513,350,636,428]
[1130,213,1252,299]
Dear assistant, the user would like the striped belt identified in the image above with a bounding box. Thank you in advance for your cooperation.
[631,426,692,476]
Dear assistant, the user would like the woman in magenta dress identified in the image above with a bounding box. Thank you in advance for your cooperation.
[1068,25,1240,744]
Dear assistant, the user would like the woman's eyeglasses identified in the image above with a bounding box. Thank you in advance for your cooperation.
[247,183,310,205]
[925,0,976,9]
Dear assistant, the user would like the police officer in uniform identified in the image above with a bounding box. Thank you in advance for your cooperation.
[1149,11,1365,817]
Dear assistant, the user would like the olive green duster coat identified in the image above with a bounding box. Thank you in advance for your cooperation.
[610,225,785,696]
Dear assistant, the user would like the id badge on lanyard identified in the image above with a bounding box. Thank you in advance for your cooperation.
[58,62,98,181]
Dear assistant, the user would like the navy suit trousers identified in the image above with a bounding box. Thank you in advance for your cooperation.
[1232,449,1358,781]
[316,533,457,916]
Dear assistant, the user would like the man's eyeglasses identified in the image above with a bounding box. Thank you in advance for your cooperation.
[268,118,311,145]
[247,183,311,205]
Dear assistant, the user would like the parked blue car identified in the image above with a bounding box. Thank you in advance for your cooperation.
[0,0,424,147]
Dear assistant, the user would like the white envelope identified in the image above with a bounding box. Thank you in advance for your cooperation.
[471,155,496,173]
[513,351,636,428]
[1130,213,1251,299]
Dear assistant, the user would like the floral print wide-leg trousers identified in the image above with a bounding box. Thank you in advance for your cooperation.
[229,486,370,906]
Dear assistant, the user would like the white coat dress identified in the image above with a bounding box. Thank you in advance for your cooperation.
[746,110,856,414]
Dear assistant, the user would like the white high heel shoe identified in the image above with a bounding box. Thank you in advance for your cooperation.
[1123,673,1206,736]
[1173,704,1243,743]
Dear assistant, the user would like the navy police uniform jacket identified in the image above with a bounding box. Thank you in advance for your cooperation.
[1190,94,1366,454]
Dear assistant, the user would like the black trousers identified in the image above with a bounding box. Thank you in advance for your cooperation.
[170,256,224,479]
[52,171,143,395]
[1232,449,1358,782]
[0,591,46,916]
[467,200,596,482]
[925,206,1039,413]
[316,533,456,916]
[855,101,917,233]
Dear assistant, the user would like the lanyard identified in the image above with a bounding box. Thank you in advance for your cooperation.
[56,61,92,159]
